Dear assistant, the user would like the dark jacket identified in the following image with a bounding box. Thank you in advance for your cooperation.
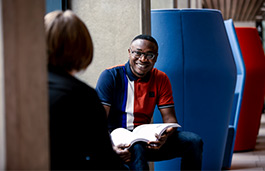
[48,65,125,170]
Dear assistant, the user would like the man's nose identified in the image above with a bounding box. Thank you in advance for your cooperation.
[138,54,148,61]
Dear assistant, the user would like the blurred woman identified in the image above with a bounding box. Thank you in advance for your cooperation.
[45,10,125,170]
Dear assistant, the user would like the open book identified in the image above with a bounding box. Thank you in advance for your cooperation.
[110,123,181,147]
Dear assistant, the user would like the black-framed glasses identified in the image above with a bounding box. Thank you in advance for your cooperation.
[130,49,157,60]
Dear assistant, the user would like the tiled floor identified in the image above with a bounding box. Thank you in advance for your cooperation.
[229,113,265,170]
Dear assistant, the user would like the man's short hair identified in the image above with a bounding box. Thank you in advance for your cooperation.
[131,34,158,50]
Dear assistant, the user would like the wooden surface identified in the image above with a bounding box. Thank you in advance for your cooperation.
[2,0,49,169]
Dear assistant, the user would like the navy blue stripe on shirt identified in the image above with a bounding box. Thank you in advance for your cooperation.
[122,66,128,128]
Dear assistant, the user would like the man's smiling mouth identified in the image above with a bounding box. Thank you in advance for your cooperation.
[136,63,149,69]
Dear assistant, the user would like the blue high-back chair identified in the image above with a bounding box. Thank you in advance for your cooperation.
[222,19,246,168]
[151,9,237,170]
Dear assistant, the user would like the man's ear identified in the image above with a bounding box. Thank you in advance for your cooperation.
[128,48,131,58]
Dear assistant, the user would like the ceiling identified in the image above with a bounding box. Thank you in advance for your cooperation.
[202,0,265,21]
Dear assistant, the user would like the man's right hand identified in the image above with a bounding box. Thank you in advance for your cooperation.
[113,144,131,163]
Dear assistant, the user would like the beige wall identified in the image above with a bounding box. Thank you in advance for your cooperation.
[234,21,256,27]
[190,0,202,8]
[151,0,174,9]
[72,0,149,88]
[151,0,202,10]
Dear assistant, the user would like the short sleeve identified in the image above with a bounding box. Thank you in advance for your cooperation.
[95,69,114,106]
[157,72,175,109]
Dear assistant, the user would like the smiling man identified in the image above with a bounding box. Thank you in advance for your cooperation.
[129,36,158,78]
[96,34,203,170]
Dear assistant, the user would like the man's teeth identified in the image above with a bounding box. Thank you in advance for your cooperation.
[137,64,146,68]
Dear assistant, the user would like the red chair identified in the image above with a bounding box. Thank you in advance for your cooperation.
[234,27,265,151]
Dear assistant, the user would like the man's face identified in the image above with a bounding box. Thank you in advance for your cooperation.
[128,39,158,78]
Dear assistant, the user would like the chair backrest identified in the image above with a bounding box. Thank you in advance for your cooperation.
[234,27,265,151]
[222,19,246,168]
[151,9,237,170]
[224,19,245,127]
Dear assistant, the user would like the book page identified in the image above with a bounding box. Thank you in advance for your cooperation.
[110,123,181,147]
[132,123,181,141]
[110,128,137,146]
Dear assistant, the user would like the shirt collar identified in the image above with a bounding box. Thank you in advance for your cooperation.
[125,61,152,82]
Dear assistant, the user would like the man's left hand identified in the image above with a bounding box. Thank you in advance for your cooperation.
[147,127,176,150]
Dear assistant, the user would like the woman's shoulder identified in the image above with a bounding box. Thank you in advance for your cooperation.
[49,70,95,95]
